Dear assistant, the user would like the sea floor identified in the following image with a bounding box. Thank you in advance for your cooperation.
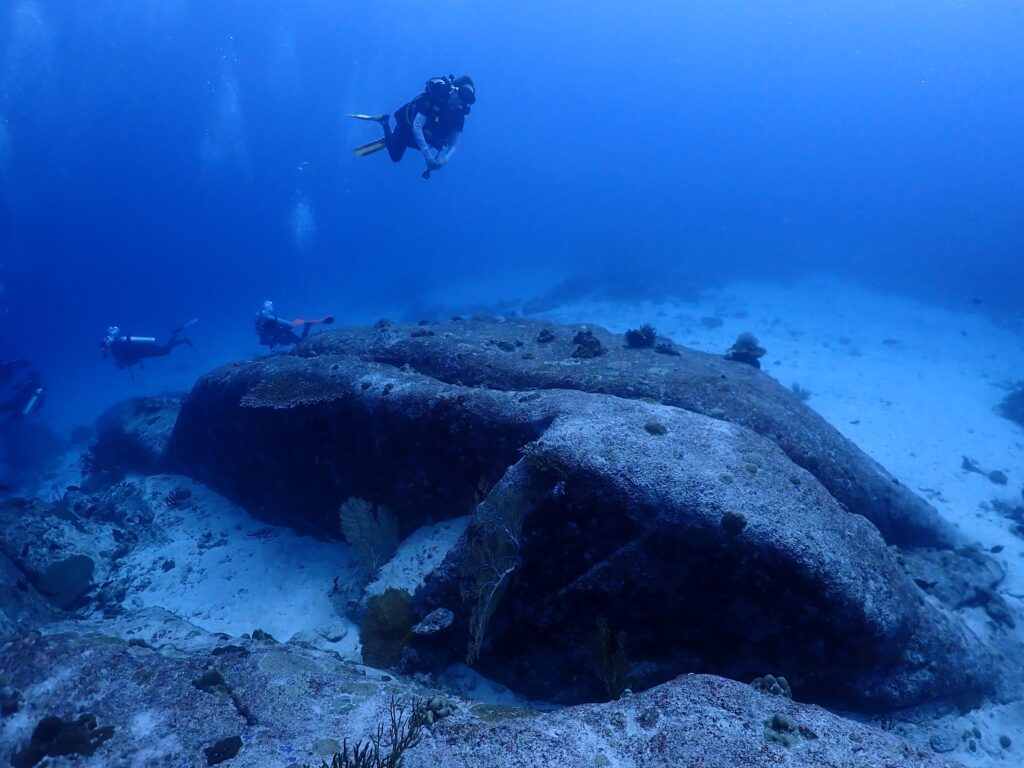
[7,276,1024,766]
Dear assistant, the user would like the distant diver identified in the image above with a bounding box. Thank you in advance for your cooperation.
[101,320,197,370]
[1,371,45,424]
[255,300,334,350]
[348,74,476,179]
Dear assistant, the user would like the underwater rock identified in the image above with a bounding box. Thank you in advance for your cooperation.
[35,554,95,611]
[412,607,455,636]
[11,713,114,768]
[961,455,1009,485]
[0,632,968,768]
[0,550,55,642]
[900,546,1014,627]
[414,425,992,711]
[169,336,993,712]
[763,712,816,748]
[997,385,1024,429]
[571,329,606,358]
[295,317,959,549]
[93,395,183,475]
[724,332,767,369]
[0,498,122,614]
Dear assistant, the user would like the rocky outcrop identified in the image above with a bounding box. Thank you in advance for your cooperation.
[92,395,183,475]
[0,484,156,615]
[168,326,993,712]
[0,631,966,768]
[301,318,958,549]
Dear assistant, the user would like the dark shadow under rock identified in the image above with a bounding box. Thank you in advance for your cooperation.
[12,713,114,768]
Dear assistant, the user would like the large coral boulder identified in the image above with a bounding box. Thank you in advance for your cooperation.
[168,322,993,712]
[303,318,958,549]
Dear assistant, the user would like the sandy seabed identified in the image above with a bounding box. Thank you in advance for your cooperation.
[16,276,1024,766]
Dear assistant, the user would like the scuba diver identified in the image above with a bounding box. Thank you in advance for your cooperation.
[1,371,45,424]
[255,301,334,350]
[101,320,197,370]
[348,75,476,179]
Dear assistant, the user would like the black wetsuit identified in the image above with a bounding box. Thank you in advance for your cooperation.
[385,91,466,163]
[256,312,308,349]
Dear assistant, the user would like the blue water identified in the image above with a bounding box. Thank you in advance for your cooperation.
[1,1,1022,432]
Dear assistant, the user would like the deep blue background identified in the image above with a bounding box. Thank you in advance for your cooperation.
[1,0,1022,430]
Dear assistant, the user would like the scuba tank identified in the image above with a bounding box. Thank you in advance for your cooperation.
[21,387,43,417]
[125,336,157,345]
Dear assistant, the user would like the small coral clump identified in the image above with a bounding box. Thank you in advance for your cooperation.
[625,324,657,348]
[571,329,606,359]
[164,486,192,509]
[790,383,811,402]
[724,332,766,369]
[306,695,425,768]
[751,674,792,699]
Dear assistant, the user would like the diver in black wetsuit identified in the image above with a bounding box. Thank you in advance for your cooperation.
[255,300,334,350]
[0,371,45,424]
[350,75,476,178]
[101,321,196,370]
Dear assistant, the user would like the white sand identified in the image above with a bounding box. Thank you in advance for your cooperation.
[118,474,364,658]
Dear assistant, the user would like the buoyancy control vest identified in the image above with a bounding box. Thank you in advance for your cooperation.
[395,77,466,148]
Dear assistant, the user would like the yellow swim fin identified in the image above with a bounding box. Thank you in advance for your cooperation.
[346,113,388,123]
[354,139,387,157]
